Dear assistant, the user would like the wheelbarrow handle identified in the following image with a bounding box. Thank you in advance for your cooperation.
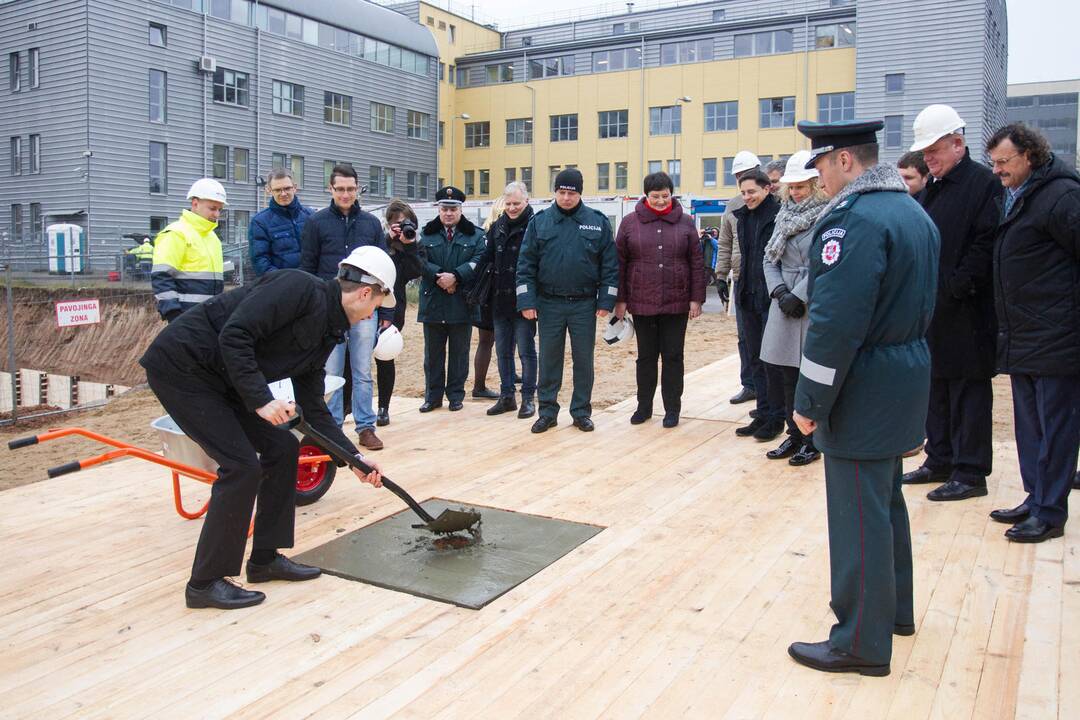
[8,435,39,450]
[48,461,82,478]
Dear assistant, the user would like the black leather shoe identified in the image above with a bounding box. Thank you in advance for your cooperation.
[662,412,679,428]
[376,407,390,427]
[630,408,652,425]
[448,400,464,411]
[730,387,756,404]
[1005,516,1064,543]
[472,387,499,399]
[788,640,889,677]
[186,578,265,610]
[531,416,558,433]
[927,479,988,502]
[487,397,517,416]
[573,417,595,432]
[894,623,916,636]
[735,418,765,437]
[901,466,950,485]
[419,400,442,413]
[789,443,821,466]
[752,420,784,441]
[518,399,536,419]
[1074,471,1080,490]
[767,436,800,460]
[990,503,1030,524]
[247,554,322,583]
[749,409,760,419]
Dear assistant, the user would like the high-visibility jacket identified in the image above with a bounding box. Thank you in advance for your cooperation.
[152,210,224,320]
[128,241,154,260]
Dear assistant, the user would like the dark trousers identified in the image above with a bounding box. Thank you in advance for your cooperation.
[765,362,813,445]
[493,313,537,399]
[422,322,472,404]
[824,454,914,665]
[734,295,753,390]
[375,358,394,410]
[1011,374,1080,527]
[146,371,299,584]
[923,376,993,486]
[633,312,689,414]
[537,296,596,420]
[737,303,782,421]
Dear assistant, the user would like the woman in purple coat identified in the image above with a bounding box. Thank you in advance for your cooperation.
[614,172,706,427]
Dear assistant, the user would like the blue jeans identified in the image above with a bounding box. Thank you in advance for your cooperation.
[324,315,377,432]
[493,314,537,398]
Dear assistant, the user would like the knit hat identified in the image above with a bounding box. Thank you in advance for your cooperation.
[553,168,583,194]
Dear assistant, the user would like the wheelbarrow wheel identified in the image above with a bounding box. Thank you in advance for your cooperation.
[295,442,336,506]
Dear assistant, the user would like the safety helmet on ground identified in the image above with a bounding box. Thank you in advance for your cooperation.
[731,151,762,175]
[186,178,228,206]
[779,151,819,184]
[373,325,404,361]
[603,315,635,346]
[338,246,397,308]
[909,104,966,152]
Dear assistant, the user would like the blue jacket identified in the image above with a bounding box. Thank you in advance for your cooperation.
[249,196,313,275]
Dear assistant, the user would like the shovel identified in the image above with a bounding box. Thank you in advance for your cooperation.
[279,406,481,535]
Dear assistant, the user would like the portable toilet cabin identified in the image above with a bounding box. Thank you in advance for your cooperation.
[48,223,87,274]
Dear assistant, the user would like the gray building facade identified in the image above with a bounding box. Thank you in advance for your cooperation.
[1007,79,1079,171]
[1,0,439,262]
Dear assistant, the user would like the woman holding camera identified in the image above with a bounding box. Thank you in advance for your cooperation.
[375,199,425,426]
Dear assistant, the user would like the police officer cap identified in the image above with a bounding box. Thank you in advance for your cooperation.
[435,185,466,206]
[797,119,884,169]
[553,168,583,194]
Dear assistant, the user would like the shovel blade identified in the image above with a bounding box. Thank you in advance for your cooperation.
[413,508,482,534]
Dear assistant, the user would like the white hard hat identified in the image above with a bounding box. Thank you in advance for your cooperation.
[338,245,397,308]
[909,104,966,152]
[373,325,404,361]
[603,315,635,346]
[186,178,228,205]
[779,151,819,184]
[731,151,762,175]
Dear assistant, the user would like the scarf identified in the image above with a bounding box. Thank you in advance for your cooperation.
[763,193,828,263]
[646,201,674,216]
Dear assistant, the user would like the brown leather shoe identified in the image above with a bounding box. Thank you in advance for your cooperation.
[357,428,384,451]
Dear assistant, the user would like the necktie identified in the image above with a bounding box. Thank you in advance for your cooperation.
[446,226,454,243]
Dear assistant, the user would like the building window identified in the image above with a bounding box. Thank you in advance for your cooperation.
[149,22,167,47]
[149,141,167,194]
[291,155,304,185]
[465,121,491,148]
[759,96,795,128]
[449,24,455,43]
[815,23,856,48]
[322,92,352,126]
[272,152,287,169]
[368,166,393,196]
[506,118,533,145]
[723,156,736,186]
[703,158,717,187]
[149,69,167,123]
[712,10,726,22]
[30,202,42,240]
[213,67,249,107]
[615,162,627,190]
[667,159,681,189]
[438,61,444,80]
[520,167,532,192]
[273,80,304,117]
[479,169,490,195]
[28,48,39,89]
[212,145,228,179]
[9,136,21,175]
[406,171,417,198]
[505,167,516,185]
[884,115,903,148]
[704,101,738,132]
[612,21,639,35]
[485,63,514,84]
[818,92,855,122]
[548,165,560,190]
[233,147,249,182]
[660,39,713,65]
[9,52,19,92]
[438,121,445,147]
[598,109,629,139]
[463,169,475,196]
[323,160,337,187]
[885,73,905,94]
[231,209,250,244]
[418,173,430,200]
[150,216,168,235]
[448,64,455,85]
[597,163,610,191]
[528,55,574,79]
[647,160,662,175]
[369,101,393,132]
[28,134,40,174]
[734,29,793,57]
[10,204,22,241]
[407,110,430,140]
[591,47,642,73]
[550,114,578,142]
[649,105,682,135]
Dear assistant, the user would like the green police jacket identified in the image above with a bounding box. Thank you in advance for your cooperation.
[417,216,486,324]
[794,165,940,460]
[516,203,619,312]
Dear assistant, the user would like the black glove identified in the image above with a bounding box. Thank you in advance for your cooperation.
[715,277,729,304]
[770,283,790,300]
[778,292,806,318]
[164,309,182,324]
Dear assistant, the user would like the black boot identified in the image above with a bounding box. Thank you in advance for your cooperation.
[518,397,536,419]
[376,407,390,427]
[662,411,679,428]
[630,407,652,425]
[487,396,517,416]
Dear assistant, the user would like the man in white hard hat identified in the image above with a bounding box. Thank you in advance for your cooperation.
[900,104,1001,503]
[714,150,762,406]
[151,178,228,323]
[139,247,394,610]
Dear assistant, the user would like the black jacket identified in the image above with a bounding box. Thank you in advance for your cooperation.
[993,155,1080,376]
[139,270,360,458]
[482,206,534,318]
[920,150,1001,378]
[733,194,780,313]
[386,234,425,329]
[299,202,391,323]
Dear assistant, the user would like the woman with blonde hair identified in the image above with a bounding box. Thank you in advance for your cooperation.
[760,151,829,466]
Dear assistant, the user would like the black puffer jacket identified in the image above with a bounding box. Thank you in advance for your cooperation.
[481,205,534,318]
[993,155,1080,376]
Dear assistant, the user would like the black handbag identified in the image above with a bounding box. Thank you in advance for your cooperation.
[465,260,493,309]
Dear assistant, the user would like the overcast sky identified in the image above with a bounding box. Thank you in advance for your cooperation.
[437,0,1079,85]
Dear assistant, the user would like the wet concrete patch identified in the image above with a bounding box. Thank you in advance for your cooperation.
[295,499,604,609]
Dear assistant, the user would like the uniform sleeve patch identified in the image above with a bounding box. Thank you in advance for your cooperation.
[516,284,528,295]
[607,286,618,296]
[821,231,844,266]
[821,228,846,240]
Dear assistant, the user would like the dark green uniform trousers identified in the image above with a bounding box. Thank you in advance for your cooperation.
[824,454,914,665]
[536,296,596,421]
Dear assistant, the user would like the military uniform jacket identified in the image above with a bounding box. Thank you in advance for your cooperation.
[516,203,619,312]
[417,216,486,324]
[794,165,940,460]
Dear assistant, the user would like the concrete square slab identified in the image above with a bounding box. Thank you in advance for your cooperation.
[295,499,604,609]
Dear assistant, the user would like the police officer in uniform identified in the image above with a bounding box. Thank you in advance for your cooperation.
[517,168,618,433]
[786,120,940,677]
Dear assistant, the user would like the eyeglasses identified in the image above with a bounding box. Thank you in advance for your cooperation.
[990,154,1019,168]
[269,186,296,195]
[331,186,359,193]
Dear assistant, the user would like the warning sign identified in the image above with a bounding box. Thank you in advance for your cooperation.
[56,299,101,328]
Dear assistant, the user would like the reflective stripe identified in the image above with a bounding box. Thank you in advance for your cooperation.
[152,263,179,275]
[607,286,618,296]
[516,284,527,295]
[800,355,836,386]
[172,270,224,281]
[176,293,215,304]
[154,291,179,300]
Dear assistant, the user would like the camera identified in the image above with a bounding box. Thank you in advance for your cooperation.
[398,219,417,240]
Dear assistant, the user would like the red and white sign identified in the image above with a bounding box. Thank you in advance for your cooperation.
[56,299,101,328]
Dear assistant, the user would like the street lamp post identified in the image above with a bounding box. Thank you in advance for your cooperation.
[673,96,691,188]
[449,112,470,189]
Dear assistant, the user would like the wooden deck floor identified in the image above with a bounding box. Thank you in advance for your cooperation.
[0,355,1075,719]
